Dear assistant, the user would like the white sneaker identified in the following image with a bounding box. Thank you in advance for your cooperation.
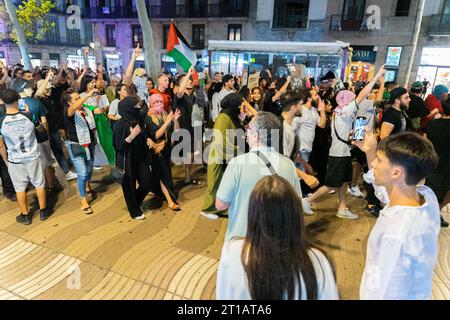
[200,212,219,220]
[93,166,103,171]
[328,189,336,194]
[336,209,359,220]
[65,171,77,181]
[134,213,146,220]
[348,185,364,198]
[302,198,314,216]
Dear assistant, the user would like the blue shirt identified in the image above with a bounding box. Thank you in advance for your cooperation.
[216,146,302,241]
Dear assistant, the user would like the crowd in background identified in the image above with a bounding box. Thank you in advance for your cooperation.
[0,47,449,300]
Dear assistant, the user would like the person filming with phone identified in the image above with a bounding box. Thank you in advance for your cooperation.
[302,65,387,220]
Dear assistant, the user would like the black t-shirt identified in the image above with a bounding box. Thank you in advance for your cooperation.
[382,107,410,135]
[64,107,95,144]
[173,93,193,131]
[426,119,450,175]
[406,94,430,119]
[51,82,70,130]
[263,90,282,116]
[40,97,58,134]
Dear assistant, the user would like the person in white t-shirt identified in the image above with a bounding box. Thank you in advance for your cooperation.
[292,88,327,166]
[217,175,338,300]
[302,65,387,220]
[353,130,440,300]
[107,83,128,129]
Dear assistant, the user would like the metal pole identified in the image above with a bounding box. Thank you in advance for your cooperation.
[404,0,425,87]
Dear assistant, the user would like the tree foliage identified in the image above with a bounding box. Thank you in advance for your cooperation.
[0,0,56,44]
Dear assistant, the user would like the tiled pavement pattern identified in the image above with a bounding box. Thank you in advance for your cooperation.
[0,166,448,300]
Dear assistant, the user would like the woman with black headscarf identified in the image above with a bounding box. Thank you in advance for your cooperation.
[113,96,152,220]
[200,93,247,220]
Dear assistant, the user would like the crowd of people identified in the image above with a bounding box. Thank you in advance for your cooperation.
[0,46,449,299]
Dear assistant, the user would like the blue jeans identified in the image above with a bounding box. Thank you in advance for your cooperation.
[296,149,311,171]
[49,131,70,173]
[67,142,94,198]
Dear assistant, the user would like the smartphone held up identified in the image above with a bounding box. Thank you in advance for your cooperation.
[353,116,367,142]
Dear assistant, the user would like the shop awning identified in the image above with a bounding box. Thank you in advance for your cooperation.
[208,40,350,55]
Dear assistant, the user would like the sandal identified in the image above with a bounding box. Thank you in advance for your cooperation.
[168,204,181,212]
[81,199,94,215]
[184,179,201,186]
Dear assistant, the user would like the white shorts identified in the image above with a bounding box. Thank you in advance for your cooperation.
[8,158,45,192]
[38,141,54,169]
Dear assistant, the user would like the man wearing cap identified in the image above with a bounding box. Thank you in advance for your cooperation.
[380,87,411,140]
[15,77,59,193]
[211,75,235,122]
[407,81,436,132]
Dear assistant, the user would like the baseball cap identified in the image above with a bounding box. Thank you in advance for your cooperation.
[411,81,423,91]
[133,68,147,77]
[389,87,408,104]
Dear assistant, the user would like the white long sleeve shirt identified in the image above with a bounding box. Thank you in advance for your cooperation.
[360,170,441,300]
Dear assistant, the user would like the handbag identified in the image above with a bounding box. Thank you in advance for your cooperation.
[111,153,126,184]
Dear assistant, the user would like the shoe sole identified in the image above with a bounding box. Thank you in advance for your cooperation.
[200,212,219,220]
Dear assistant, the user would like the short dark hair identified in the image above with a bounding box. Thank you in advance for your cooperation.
[238,86,251,100]
[22,70,32,76]
[300,88,316,102]
[1,89,21,105]
[378,132,438,186]
[280,91,304,112]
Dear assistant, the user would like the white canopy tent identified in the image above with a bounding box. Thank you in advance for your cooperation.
[208,40,350,55]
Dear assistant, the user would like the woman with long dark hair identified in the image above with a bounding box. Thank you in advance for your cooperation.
[79,75,115,166]
[217,175,338,300]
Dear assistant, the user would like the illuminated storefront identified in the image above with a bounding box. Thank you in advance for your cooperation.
[208,41,350,83]
[416,47,450,95]
[346,46,377,82]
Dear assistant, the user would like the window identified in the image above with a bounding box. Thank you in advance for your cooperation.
[131,25,143,48]
[163,24,170,48]
[85,23,93,43]
[395,0,411,16]
[45,17,60,45]
[228,24,242,41]
[187,0,207,17]
[106,24,116,47]
[67,28,81,46]
[273,0,309,29]
[341,0,366,31]
[192,24,205,49]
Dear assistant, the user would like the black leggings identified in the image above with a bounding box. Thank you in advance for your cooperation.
[122,156,153,218]
[0,156,15,195]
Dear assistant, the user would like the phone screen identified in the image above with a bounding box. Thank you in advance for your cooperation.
[353,117,367,141]
[18,99,25,112]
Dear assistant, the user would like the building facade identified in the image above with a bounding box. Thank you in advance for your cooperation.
[1,0,450,88]
[1,0,95,69]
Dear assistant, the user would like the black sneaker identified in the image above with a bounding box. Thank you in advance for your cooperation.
[365,204,380,218]
[40,208,53,221]
[5,193,17,202]
[441,216,449,228]
[16,213,32,225]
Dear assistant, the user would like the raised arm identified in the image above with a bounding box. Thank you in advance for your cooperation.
[356,65,386,105]
[35,70,54,98]
[272,76,291,102]
[96,64,104,91]
[125,44,140,87]
[75,65,88,92]
[177,67,194,99]
[67,89,98,117]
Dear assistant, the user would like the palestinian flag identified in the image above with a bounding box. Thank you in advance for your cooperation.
[166,22,197,72]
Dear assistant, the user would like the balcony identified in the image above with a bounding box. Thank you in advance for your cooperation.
[330,14,371,32]
[429,14,450,36]
[84,3,250,19]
